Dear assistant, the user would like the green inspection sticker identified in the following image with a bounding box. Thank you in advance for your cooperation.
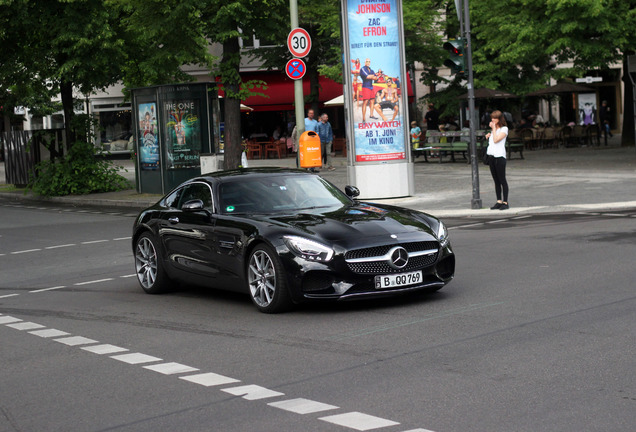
[226,206,235,212]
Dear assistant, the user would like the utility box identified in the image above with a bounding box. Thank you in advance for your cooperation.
[131,83,221,194]
[298,131,322,168]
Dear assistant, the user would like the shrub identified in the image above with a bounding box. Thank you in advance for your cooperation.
[28,140,131,197]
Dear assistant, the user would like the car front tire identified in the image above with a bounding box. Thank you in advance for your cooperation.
[247,244,292,313]
[135,232,171,294]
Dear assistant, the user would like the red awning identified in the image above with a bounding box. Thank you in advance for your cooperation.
[217,71,413,112]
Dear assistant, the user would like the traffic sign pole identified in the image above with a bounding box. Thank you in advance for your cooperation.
[289,0,305,144]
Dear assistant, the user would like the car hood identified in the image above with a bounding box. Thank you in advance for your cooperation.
[265,203,438,246]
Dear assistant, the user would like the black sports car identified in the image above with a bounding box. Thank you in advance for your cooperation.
[132,168,455,313]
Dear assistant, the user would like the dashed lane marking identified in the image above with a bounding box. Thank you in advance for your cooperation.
[268,398,339,414]
[2,316,426,431]
[222,384,285,401]
[2,237,132,256]
[0,316,22,324]
[81,344,129,355]
[0,294,20,299]
[179,372,240,387]
[30,286,66,293]
[54,336,99,346]
[45,244,76,249]
[11,249,42,254]
[74,278,114,286]
[143,362,200,375]
[319,411,400,431]
[29,329,70,338]
[110,353,163,365]
[7,322,45,331]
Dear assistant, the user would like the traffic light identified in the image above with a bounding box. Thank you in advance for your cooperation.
[443,38,465,76]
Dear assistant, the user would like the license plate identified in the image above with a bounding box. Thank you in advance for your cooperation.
[375,271,423,289]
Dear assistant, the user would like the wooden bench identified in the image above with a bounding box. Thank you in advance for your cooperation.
[415,130,486,163]
[504,129,525,159]
[417,130,523,162]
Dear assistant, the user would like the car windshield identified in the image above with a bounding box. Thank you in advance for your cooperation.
[218,174,352,215]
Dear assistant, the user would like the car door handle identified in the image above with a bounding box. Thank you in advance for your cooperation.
[168,217,179,224]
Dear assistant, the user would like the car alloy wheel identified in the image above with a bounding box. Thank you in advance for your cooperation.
[135,233,170,294]
[247,244,291,313]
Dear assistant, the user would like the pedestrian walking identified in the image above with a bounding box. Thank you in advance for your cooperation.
[485,110,510,210]
[316,113,335,171]
[598,100,612,144]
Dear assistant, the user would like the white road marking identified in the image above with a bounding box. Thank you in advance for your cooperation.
[113,237,131,241]
[487,219,508,224]
[602,213,628,217]
[143,362,199,375]
[54,336,99,346]
[45,244,76,249]
[120,274,136,278]
[7,322,45,331]
[110,353,162,364]
[3,312,437,431]
[11,249,42,254]
[319,411,400,431]
[268,398,339,414]
[0,316,22,324]
[74,278,114,286]
[81,240,109,244]
[82,344,129,355]
[179,372,240,387]
[30,286,66,293]
[0,294,19,299]
[222,384,284,401]
[29,329,70,338]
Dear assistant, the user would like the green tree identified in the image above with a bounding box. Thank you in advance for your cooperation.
[469,0,636,144]
[0,0,128,145]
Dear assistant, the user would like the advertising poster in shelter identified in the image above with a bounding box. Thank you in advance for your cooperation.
[346,0,406,162]
[578,93,597,125]
[164,99,201,169]
[138,102,160,170]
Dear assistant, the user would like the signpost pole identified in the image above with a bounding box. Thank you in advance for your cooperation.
[289,0,305,137]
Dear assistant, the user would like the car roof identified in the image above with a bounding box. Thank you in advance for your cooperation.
[195,167,313,184]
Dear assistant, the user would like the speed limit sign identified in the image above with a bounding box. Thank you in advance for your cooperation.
[287,28,311,58]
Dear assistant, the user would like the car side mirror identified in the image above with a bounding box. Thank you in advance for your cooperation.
[182,199,205,212]
[344,185,360,198]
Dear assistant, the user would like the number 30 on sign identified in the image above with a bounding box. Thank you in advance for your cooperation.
[287,28,311,58]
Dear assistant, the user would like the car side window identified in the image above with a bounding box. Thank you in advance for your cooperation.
[178,183,213,210]
[164,188,183,208]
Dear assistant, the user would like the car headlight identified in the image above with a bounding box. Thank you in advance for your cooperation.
[283,235,334,262]
[437,221,449,247]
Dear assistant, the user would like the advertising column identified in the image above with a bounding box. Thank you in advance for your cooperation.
[342,0,414,199]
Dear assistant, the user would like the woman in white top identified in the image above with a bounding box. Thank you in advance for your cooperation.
[485,110,510,210]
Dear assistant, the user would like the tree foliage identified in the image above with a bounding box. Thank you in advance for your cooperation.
[0,0,128,143]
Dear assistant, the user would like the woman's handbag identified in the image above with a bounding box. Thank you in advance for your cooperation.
[482,152,491,165]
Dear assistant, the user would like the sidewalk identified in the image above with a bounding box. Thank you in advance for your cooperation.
[2,136,635,218]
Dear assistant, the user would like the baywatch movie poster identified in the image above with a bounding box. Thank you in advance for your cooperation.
[347,0,406,162]
[164,100,201,169]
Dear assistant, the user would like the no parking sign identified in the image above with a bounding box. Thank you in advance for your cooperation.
[285,58,306,80]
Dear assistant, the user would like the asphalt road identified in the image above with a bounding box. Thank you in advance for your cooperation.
[1,202,635,432]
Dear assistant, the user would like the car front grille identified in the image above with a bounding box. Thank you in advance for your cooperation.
[344,241,439,275]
